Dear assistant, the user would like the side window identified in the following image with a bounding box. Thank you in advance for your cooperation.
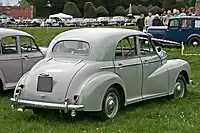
[138,36,154,55]
[19,36,39,53]
[169,19,179,29]
[195,20,200,28]
[115,36,136,60]
[1,36,18,55]
[182,19,192,29]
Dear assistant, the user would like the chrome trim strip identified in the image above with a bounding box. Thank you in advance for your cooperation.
[118,63,142,68]
[100,66,115,70]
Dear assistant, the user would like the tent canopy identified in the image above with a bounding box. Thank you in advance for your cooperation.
[49,13,73,19]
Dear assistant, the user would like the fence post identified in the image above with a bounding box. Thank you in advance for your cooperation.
[181,42,184,56]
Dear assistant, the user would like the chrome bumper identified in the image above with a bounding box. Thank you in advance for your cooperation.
[10,98,84,113]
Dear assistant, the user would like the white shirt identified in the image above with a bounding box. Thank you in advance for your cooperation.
[145,16,154,27]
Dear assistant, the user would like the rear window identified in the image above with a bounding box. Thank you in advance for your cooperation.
[52,40,90,55]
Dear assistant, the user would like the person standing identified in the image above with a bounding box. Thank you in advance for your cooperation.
[145,12,154,28]
[179,8,187,17]
[136,14,145,31]
[173,9,180,17]
[152,14,164,26]
[162,10,172,25]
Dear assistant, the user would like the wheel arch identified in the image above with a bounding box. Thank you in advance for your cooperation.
[187,34,200,44]
[179,70,190,84]
[109,83,126,108]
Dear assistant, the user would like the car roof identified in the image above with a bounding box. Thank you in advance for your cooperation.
[171,16,200,20]
[47,28,147,61]
[50,28,146,44]
[0,28,33,39]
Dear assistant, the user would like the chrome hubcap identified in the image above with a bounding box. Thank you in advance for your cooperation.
[192,41,198,47]
[105,93,119,118]
[174,81,185,99]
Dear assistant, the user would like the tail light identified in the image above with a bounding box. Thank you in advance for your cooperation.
[73,95,79,104]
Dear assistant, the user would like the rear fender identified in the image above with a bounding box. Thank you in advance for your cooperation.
[78,72,126,111]
[187,34,200,43]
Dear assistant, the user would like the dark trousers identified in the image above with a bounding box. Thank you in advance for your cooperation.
[138,27,144,31]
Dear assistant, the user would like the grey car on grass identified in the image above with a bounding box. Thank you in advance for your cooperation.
[11,28,191,120]
[0,28,46,92]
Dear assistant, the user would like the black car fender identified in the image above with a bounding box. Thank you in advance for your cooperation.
[187,34,200,43]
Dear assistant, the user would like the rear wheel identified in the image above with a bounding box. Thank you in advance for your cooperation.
[171,75,187,99]
[100,87,120,120]
[188,37,200,47]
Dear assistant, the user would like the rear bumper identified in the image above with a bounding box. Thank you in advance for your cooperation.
[10,98,84,113]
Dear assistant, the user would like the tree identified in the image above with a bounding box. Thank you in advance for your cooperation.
[114,6,126,16]
[96,6,109,16]
[148,0,163,7]
[63,2,82,17]
[188,0,196,7]
[147,4,153,11]
[172,0,185,10]
[162,0,176,10]
[149,6,163,14]
[138,0,149,6]
[84,2,97,18]
[137,4,148,15]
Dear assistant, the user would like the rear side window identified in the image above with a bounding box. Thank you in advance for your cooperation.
[1,36,18,55]
[115,36,137,60]
[181,19,192,29]
[195,20,200,28]
[52,40,90,55]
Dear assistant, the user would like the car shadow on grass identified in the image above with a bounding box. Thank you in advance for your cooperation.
[24,96,173,123]
[0,90,14,98]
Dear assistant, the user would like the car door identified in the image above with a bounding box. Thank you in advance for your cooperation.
[0,36,22,89]
[180,18,194,43]
[165,18,182,43]
[19,36,44,74]
[114,36,143,103]
[137,35,169,98]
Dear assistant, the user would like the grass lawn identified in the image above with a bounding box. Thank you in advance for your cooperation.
[0,27,200,133]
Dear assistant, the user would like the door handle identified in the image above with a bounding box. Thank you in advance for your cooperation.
[22,55,29,60]
[115,63,123,69]
[118,63,123,66]
[144,60,149,65]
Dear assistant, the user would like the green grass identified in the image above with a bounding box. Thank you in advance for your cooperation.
[1,27,200,133]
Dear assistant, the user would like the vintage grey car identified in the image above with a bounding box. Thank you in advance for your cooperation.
[0,28,46,92]
[11,28,191,120]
